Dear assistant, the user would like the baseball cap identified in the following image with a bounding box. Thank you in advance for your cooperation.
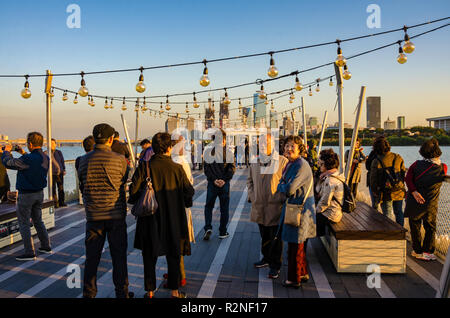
[93,123,115,140]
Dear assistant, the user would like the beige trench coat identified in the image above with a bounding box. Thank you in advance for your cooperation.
[247,155,289,227]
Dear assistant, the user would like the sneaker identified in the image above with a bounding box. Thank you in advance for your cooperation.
[38,247,52,254]
[219,232,229,239]
[203,229,212,241]
[411,251,430,261]
[300,274,310,283]
[254,259,269,268]
[16,254,36,261]
[268,268,280,279]
[423,252,437,261]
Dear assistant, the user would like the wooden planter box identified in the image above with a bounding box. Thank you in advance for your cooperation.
[0,200,55,249]
[320,202,407,274]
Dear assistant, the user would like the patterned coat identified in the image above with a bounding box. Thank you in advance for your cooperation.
[277,158,316,244]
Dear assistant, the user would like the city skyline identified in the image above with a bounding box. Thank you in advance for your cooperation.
[0,1,449,139]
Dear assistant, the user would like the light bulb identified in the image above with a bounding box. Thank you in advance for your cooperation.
[267,54,278,78]
[165,96,171,111]
[238,98,242,109]
[343,65,352,80]
[335,45,346,67]
[104,98,109,109]
[193,93,199,108]
[122,98,127,111]
[136,67,146,93]
[73,94,78,104]
[78,72,89,97]
[200,60,210,87]
[142,97,147,112]
[309,87,313,96]
[186,102,189,113]
[50,88,55,97]
[110,99,114,109]
[294,76,303,91]
[315,83,320,92]
[21,76,31,99]
[135,99,139,112]
[264,98,269,105]
[91,97,95,107]
[290,91,295,100]
[258,85,267,100]
[402,30,415,54]
[397,44,407,64]
[271,100,274,110]
[223,89,231,105]
[289,99,293,104]
[62,91,68,101]
[329,78,334,86]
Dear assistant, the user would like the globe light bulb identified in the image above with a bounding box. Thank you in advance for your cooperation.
[316,83,320,92]
[223,89,231,105]
[335,45,346,67]
[186,102,189,113]
[343,65,352,80]
[73,94,78,104]
[309,87,313,96]
[91,97,95,107]
[62,91,68,101]
[122,98,127,111]
[78,73,89,97]
[238,98,243,109]
[271,100,274,110]
[165,96,171,111]
[160,102,164,113]
[50,88,55,98]
[135,99,140,112]
[289,91,295,100]
[110,99,114,109]
[397,44,407,64]
[289,99,293,104]
[141,97,147,112]
[104,98,109,109]
[258,85,267,100]
[294,76,303,91]
[267,54,278,78]
[329,78,334,86]
[193,93,200,108]
[264,98,269,105]
[402,30,415,54]
[87,96,92,106]
[136,67,146,93]
[200,60,210,87]
[21,76,32,99]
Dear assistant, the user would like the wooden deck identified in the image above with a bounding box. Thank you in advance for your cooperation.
[0,168,444,298]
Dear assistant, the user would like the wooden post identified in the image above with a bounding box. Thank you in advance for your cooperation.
[134,108,139,164]
[318,110,328,154]
[45,70,53,201]
[334,63,345,174]
[121,114,136,168]
[301,97,307,146]
[345,86,366,184]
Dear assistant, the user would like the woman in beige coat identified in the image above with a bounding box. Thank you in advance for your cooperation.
[247,134,288,279]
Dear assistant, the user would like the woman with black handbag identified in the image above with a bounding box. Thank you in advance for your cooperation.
[129,132,195,298]
[276,136,316,288]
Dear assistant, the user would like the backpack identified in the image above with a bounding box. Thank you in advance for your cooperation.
[330,175,356,213]
[375,154,404,193]
[131,160,158,218]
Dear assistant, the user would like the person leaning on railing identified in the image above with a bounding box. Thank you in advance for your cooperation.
[404,138,448,262]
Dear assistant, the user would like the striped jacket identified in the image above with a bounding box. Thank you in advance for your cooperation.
[77,144,129,221]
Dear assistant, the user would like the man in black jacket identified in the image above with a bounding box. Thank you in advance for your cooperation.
[77,123,132,298]
[111,131,131,164]
[48,139,66,208]
[203,129,236,240]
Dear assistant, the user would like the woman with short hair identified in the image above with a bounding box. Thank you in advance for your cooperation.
[405,138,447,261]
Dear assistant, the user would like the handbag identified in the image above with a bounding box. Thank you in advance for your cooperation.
[284,179,313,227]
[131,161,158,218]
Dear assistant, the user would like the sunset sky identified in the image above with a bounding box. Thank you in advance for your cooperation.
[0,0,449,140]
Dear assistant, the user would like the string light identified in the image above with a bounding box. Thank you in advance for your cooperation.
[185,102,189,113]
[104,97,109,109]
[264,98,269,105]
[238,98,243,109]
[343,65,352,80]
[193,92,199,108]
[315,79,320,92]
[200,59,210,87]
[50,88,55,98]
[165,95,171,111]
[78,72,89,97]
[21,76,31,99]
[402,26,415,54]
[309,87,313,96]
[110,98,114,109]
[271,99,274,110]
[142,97,147,112]
[136,66,146,93]
[258,85,266,100]
[122,97,127,111]
[329,77,334,86]
[87,95,92,106]
[289,89,295,101]
[397,41,407,64]
[267,52,278,78]
[73,93,78,104]
[135,98,140,112]
[335,41,346,67]
[294,75,303,91]
[62,90,68,101]
[223,88,231,105]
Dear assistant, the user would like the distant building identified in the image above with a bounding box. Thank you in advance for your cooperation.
[367,96,381,129]
[219,99,229,128]
[308,116,318,126]
[165,117,179,133]
[253,93,266,127]
[426,115,450,132]
[205,98,215,129]
[384,117,396,130]
[282,117,295,136]
[397,116,405,130]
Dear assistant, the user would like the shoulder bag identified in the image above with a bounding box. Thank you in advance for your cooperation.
[131,161,158,218]
[284,179,313,227]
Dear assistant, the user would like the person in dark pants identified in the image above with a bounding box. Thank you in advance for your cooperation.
[405,138,447,262]
[49,139,66,208]
[0,146,11,203]
[77,124,132,298]
[1,132,52,261]
[247,133,288,279]
[344,138,366,198]
[203,129,236,240]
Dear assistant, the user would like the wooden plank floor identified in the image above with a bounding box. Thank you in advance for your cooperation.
[0,168,445,298]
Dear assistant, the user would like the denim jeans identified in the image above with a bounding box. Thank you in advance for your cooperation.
[16,190,51,255]
[204,181,230,235]
[381,200,404,226]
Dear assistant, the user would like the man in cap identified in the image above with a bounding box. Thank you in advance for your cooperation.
[77,123,132,298]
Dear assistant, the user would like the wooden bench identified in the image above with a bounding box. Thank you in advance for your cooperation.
[320,202,407,274]
[0,200,55,249]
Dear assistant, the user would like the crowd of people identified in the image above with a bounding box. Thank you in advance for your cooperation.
[0,125,447,298]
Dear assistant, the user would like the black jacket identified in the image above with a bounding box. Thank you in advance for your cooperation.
[204,146,236,183]
[77,144,129,221]
[111,140,130,160]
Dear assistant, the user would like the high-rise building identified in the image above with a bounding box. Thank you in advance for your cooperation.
[282,116,294,136]
[205,97,215,129]
[253,93,266,127]
[397,116,405,130]
[384,117,396,130]
[219,98,229,128]
[367,96,381,129]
